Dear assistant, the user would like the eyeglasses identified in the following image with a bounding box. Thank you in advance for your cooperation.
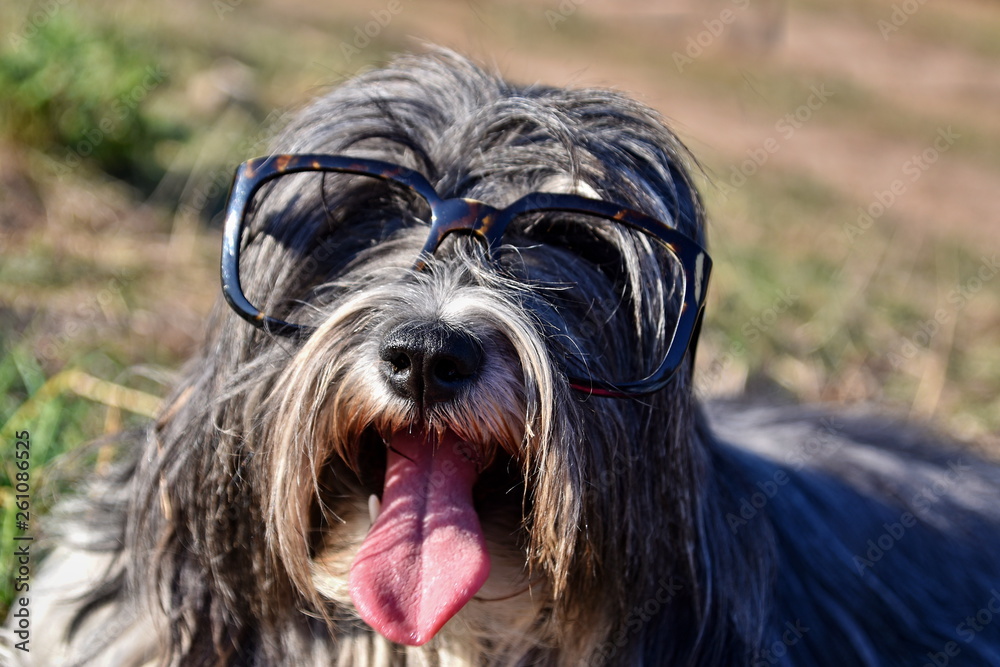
[221,154,711,398]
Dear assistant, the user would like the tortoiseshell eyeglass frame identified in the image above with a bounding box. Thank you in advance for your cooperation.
[221,154,712,398]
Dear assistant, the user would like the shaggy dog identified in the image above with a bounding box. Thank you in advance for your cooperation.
[9,51,1000,666]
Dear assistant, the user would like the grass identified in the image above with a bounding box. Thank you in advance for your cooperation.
[699,161,1000,434]
[2,0,998,620]
[0,345,163,614]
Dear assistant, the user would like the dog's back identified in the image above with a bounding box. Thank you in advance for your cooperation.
[709,401,1000,666]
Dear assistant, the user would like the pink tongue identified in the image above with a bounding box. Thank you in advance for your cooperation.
[349,431,490,646]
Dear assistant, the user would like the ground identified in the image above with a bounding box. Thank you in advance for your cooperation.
[1,0,998,616]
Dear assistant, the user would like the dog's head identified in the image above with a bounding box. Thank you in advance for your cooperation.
[157,51,712,657]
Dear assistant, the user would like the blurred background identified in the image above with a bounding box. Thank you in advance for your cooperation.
[1,0,998,613]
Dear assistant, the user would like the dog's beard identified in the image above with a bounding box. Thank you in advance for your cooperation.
[259,249,566,646]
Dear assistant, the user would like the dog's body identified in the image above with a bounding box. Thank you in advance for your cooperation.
[9,52,1000,666]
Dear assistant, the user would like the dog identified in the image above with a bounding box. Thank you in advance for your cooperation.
[10,50,1000,666]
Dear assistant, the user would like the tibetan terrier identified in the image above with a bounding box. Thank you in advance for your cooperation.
[11,51,1000,666]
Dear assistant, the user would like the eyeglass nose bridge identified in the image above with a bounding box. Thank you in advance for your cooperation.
[413,198,504,271]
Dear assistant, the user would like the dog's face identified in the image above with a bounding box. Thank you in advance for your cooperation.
[207,54,708,652]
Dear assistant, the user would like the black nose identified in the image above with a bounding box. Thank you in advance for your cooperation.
[379,322,483,404]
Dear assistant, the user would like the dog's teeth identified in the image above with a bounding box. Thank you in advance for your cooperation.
[368,494,381,525]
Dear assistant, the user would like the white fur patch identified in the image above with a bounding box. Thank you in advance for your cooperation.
[539,174,600,199]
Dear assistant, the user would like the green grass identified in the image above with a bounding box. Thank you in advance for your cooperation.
[0,6,189,193]
[0,343,167,616]
[698,161,1000,436]
[2,0,998,621]
[1,349,98,614]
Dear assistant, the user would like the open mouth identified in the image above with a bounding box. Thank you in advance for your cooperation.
[348,427,502,646]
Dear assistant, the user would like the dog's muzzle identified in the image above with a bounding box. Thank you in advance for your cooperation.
[342,322,494,646]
